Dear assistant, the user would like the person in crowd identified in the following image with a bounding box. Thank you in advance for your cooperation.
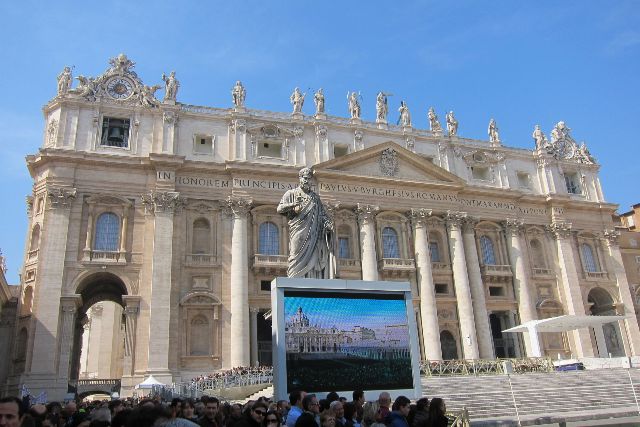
[318,400,330,413]
[351,391,364,424]
[424,399,447,427]
[276,400,290,425]
[63,401,78,427]
[342,402,358,427]
[386,397,410,427]
[361,401,382,427]
[183,399,199,423]
[319,410,336,427]
[375,393,391,424]
[325,393,339,404]
[409,398,428,427]
[295,394,320,427]
[235,401,269,427]
[90,406,112,427]
[263,410,281,427]
[166,398,199,427]
[328,401,346,427]
[227,403,244,427]
[0,397,24,427]
[109,400,125,418]
[111,408,132,427]
[199,396,221,427]
[286,391,305,427]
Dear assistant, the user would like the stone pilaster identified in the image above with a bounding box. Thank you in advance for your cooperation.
[122,296,140,377]
[445,211,479,359]
[141,191,185,381]
[602,230,640,355]
[227,197,252,367]
[461,217,494,359]
[548,221,594,357]
[504,219,538,356]
[30,186,76,375]
[250,308,259,367]
[408,209,442,360]
[355,204,379,281]
[57,294,82,380]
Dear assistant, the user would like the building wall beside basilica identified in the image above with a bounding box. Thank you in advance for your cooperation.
[5,54,640,399]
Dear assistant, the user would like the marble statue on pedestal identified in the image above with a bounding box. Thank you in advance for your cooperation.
[532,125,548,150]
[57,66,72,96]
[376,92,389,122]
[290,87,306,114]
[398,101,411,127]
[314,88,325,115]
[446,111,458,136]
[347,91,361,119]
[428,107,443,132]
[488,119,500,144]
[277,167,335,279]
[162,71,179,102]
[232,81,246,108]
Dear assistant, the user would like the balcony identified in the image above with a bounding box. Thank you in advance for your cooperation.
[253,254,288,274]
[185,254,219,267]
[378,258,415,274]
[480,264,512,282]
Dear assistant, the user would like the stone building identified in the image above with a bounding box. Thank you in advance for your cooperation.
[0,253,18,394]
[5,54,640,399]
[616,204,640,325]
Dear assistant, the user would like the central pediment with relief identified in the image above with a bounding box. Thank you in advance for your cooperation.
[314,141,465,188]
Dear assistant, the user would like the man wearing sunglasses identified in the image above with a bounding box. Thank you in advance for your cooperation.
[234,402,269,427]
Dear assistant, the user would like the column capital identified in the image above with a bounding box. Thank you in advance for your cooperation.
[123,295,141,314]
[47,186,77,209]
[407,208,432,228]
[60,294,83,313]
[141,191,186,214]
[547,221,573,239]
[225,196,253,218]
[602,229,621,246]
[230,118,247,134]
[250,307,261,314]
[461,216,479,234]
[445,210,467,230]
[503,218,525,236]
[355,204,379,224]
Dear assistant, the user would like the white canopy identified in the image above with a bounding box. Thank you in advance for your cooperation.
[502,314,629,357]
[135,375,165,389]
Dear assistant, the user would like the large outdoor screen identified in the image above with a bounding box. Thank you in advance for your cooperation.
[272,278,421,401]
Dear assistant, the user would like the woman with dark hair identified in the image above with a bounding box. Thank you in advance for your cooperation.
[182,399,198,423]
[425,398,447,427]
[411,398,429,427]
[263,410,281,427]
[387,396,410,427]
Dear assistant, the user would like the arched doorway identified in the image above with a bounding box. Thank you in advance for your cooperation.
[70,272,128,384]
[440,330,458,360]
[588,287,625,357]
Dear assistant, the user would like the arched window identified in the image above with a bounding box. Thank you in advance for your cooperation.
[258,222,279,255]
[16,328,28,360]
[440,330,458,360]
[581,243,598,272]
[480,235,496,265]
[192,218,211,254]
[94,213,120,251]
[382,227,400,258]
[429,242,441,263]
[29,224,40,252]
[530,239,546,268]
[338,224,351,259]
[190,315,210,356]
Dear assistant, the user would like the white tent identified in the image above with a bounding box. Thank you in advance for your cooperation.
[503,314,629,357]
[135,375,165,389]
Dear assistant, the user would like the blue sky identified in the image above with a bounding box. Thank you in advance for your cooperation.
[1,1,639,284]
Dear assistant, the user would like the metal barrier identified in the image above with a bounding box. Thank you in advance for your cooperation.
[421,357,554,376]
[447,407,471,427]
[153,369,274,399]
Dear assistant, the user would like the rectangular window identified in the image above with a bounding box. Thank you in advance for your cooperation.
[489,286,505,297]
[564,173,580,194]
[471,166,490,181]
[635,256,640,264]
[517,172,531,189]
[101,117,130,148]
[260,280,271,291]
[429,242,440,263]
[338,237,350,258]
[194,135,213,154]
[435,283,449,294]
[334,145,349,158]
[257,141,283,158]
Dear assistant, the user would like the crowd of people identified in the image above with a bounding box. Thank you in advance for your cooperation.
[190,367,273,388]
[0,390,451,427]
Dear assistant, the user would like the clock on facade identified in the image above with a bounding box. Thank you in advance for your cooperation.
[106,77,134,100]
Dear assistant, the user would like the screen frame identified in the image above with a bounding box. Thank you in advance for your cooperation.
[271,277,422,401]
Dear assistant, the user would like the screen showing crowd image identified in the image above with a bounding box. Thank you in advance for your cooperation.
[284,290,413,392]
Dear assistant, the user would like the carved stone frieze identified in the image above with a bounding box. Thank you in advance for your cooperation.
[293,126,304,139]
[355,204,379,224]
[141,191,186,214]
[47,187,77,208]
[380,148,399,177]
[543,121,597,165]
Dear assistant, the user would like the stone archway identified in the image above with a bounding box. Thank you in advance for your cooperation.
[588,287,625,357]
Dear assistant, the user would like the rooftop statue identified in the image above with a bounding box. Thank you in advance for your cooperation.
[290,87,306,114]
[314,88,325,115]
[376,92,389,122]
[488,118,500,144]
[138,84,161,108]
[277,167,335,279]
[428,107,443,132]
[532,125,548,150]
[347,91,361,119]
[398,101,411,127]
[162,71,179,102]
[446,111,458,136]
[232,81,246,108]
[57,66,72,96]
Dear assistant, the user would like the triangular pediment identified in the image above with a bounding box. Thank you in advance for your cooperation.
[314,141,465,188]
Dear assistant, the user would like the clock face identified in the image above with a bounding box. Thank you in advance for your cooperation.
[556,139,575,159]
[106,78,133,100]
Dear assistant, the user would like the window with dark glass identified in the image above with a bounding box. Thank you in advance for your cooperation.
[382,226,400,258]
[338,237,350,259]
[94,212,120,251]
[479,235,496,265]
[259,222,279,255]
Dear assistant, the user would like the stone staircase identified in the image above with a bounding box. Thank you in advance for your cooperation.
[422,368,640,425]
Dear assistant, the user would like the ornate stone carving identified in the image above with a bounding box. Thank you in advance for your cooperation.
[380,148,399,177]
[354,129,364,151]
[225,196,252,217]
[488,118,500,146]
[232,81,246,108]
[547,221,573,239]
[446,111,458,136]
[57,66,72,96]
[407,208,433,227]
[503,218,524,236]
[445,210,467,229]
[25,195,33,216]
[162,71,179,102]
[398,101,411,127]
[313,88,325,115]
[47,119,58,145]
[347,91,361,119]
[293,126,304,139]
[230,119,246,134]
[163,111,177,124]
[315,124,328,140]
[290,87,305,114]
[141,191,186,214]
[47,187,77,208]
[376,92,389,123]
[437,309,452,320]
[542,121,597,164]
[428,107,443,133]
[355,204,379,224]
[602,229,620,246]
[405,135,415,152]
